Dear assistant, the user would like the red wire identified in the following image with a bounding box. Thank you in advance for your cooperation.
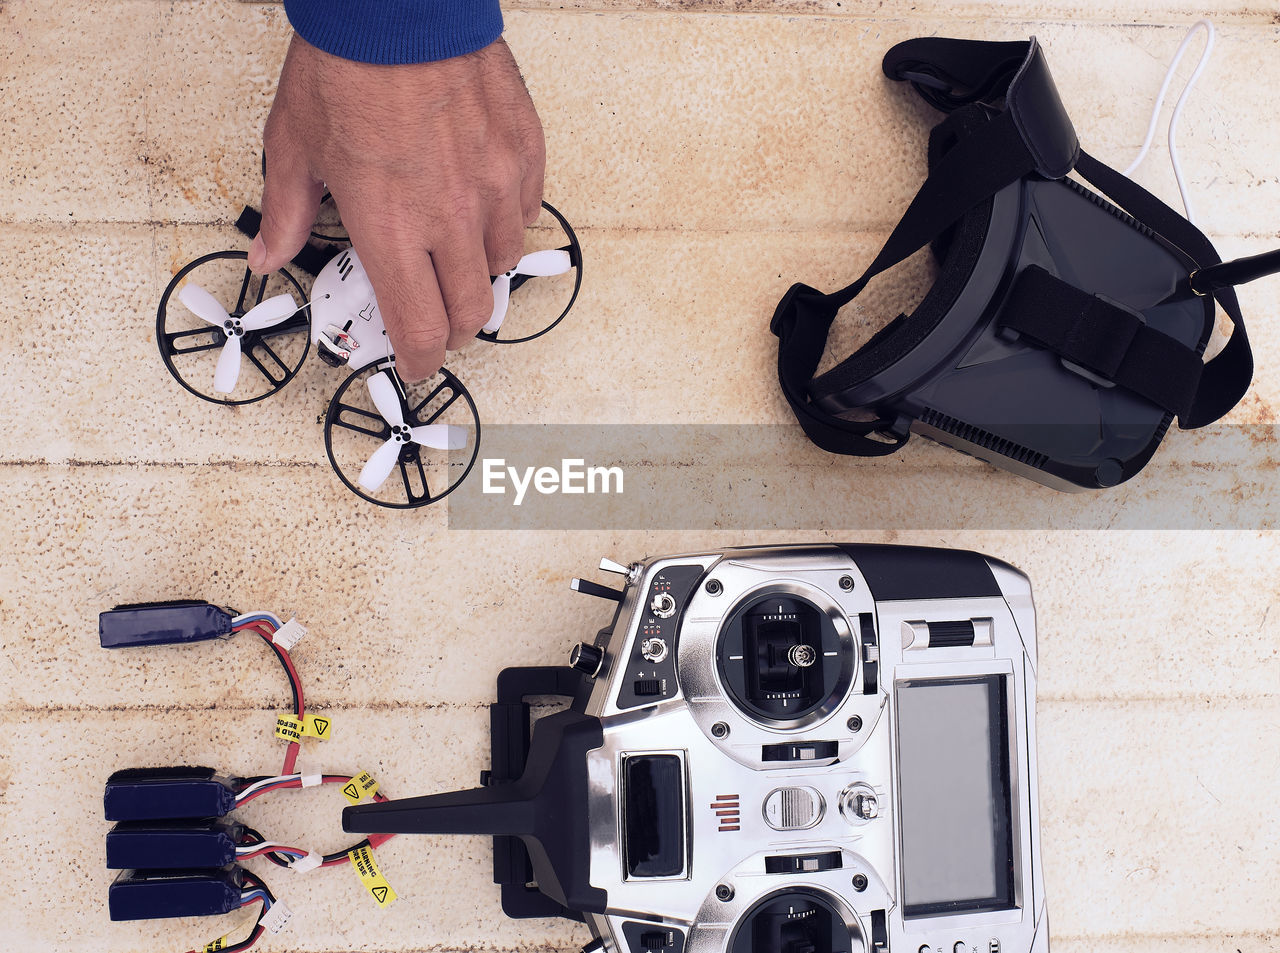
[238,776,397,862]
[182,899,265,953]
[233,621,304,775]
[237,774,394,806]
[227,621,398,871]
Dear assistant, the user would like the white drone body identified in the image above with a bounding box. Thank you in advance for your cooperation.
[309,244,573,370]
[309,248,393,373]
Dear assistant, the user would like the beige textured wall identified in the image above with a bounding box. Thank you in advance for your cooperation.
[1,1,1277,952]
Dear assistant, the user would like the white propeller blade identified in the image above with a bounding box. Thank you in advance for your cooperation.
[214,338,243,394]
[241,294,300,331]
[358,373,468,492]
[483,249,574,334]
[411,424,467,450]
[359,439,404,492]
[367,372,406,429]
[484,274,512,333]
[514,248,572,277]
[178,283,230,326]
[179,284,300,394]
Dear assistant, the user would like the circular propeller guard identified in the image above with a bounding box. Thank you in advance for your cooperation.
[477,199,583,345]
[156,250,310,406]
[324,361,482,509]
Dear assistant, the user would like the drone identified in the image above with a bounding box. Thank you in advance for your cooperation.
[156,198,582,509]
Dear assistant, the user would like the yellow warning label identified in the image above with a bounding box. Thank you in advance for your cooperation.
[302,714,332,740]
[274,714,304,743]
[203,935,228,952]
[342,770,380,805]
[348,844,397,907]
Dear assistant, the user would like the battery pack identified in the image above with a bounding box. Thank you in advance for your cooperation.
[104,767,238,821]
[99,600,234,649]
[108,866,244,921]
[106,819,245,869]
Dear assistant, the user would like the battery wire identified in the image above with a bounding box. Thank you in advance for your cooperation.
[183,870,276,953]
[231,615,303,775]
[236,775,397,868]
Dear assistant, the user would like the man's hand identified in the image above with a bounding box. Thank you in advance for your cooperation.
[251,34,546,380]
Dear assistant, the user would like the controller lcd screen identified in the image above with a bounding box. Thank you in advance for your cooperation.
[896,675,1015,917]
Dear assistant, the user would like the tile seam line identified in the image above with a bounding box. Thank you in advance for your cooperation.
[1,702,490,714]
[7,695,1279,713]
[230,0,1280,21]
[3,221,1276,244]
[125,944,1278,953]
[139,940,1280,952]
[2,459,1279,471]
[3,218,1277,237]
[495,7,1280,27]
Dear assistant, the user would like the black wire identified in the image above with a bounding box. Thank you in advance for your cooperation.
[212,869,276,953]
[235,776,390,869]
[239,868,277,903]
[220,925,265,953]
[322,837,372,865]
[256,633,300,715]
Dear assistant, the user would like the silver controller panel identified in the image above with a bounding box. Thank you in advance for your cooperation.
[570,545,1047,953]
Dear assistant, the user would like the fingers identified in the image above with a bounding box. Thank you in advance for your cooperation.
[354,232,451,382]
[253,127,324,276]
[268,34,550,377]
[435,236,501,350]
[484,189,527,277]
[518,124,547,227]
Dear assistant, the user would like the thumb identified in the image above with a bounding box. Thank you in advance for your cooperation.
[250,144,324,275]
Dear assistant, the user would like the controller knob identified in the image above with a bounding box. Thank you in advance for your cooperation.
[787,643,817,667]
[853,792,878,819]
[569,642,604,677]
[650,592,677,618]
[839,783,880,823]
[641,638,669,663]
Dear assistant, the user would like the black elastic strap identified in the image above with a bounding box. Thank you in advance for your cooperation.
[772,108,1035,456]
[234,206,339,278]
[1072,152,1253,429]
[883,38,1029,112]
[1000,265,1203,420]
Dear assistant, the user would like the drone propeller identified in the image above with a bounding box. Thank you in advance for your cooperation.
[358,371,468,492]
[483,248,573,334]
[177,283,300,393]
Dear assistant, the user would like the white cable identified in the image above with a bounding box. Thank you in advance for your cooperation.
[1123,20,1216,224]
[237,841,305,857]
[235,773,300,803]
[232,610,285,629]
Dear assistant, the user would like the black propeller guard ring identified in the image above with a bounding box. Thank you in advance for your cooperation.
[156,250,311,406]
[477,199,583,345]
[323,360,482,509]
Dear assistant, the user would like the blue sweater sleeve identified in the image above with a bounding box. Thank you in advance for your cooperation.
[283,0,504,65]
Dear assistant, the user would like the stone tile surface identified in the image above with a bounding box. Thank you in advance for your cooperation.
[1,0,1278,952]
